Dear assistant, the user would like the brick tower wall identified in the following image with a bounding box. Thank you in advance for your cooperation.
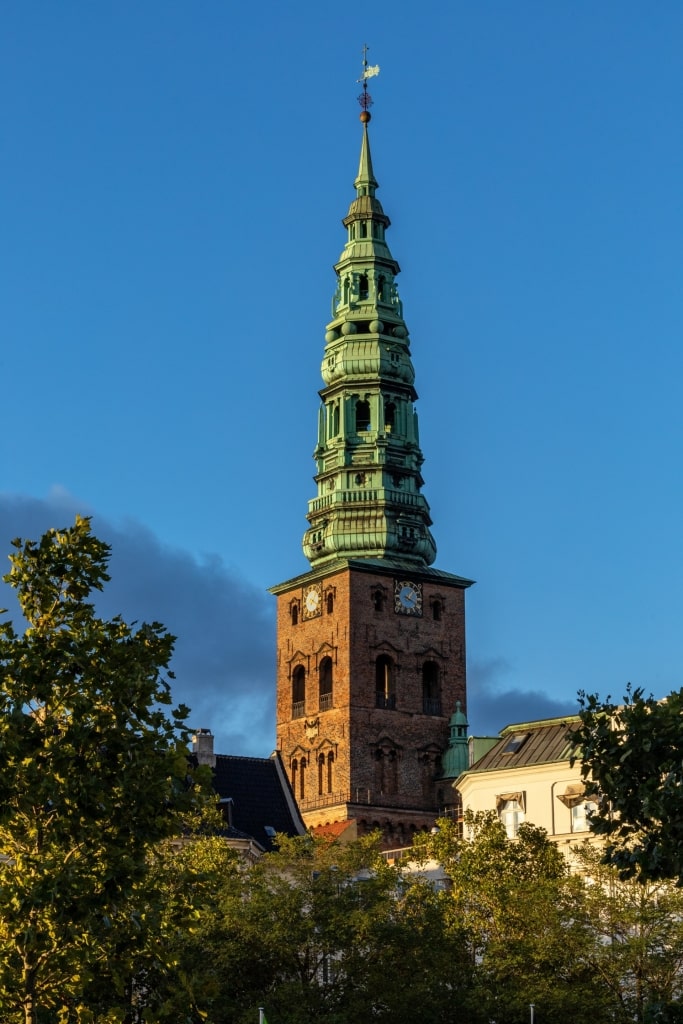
[274,564,467,831]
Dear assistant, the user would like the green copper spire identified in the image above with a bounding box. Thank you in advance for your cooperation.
[302,97,437,569]
[355,121,378,195]
[440,702,470,780]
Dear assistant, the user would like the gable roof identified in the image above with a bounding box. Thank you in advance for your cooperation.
[465,716,580,775]
[211,751,306,852]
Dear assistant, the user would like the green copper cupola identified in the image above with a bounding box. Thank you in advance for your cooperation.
[303,107,437,569]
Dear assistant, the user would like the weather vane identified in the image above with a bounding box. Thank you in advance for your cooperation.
[357,43,380,121]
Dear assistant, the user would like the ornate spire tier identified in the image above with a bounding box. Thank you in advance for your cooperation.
[302,108,437,570]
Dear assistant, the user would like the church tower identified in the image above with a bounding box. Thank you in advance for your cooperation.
[270,66,473,848]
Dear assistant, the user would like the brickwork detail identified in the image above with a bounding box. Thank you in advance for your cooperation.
[275,564,467,844]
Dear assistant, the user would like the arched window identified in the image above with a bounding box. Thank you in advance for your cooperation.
[318,753,325,796]
[372,588,386,612]
[291,759,298,793]
[384,401,396,431]
[432,600,442,622]
[359,272,369,299]
[356,400,371,432]
[375,655,395,710]
[327,751,334,794]
[291,603,299,626]
[360,222,368,238]
[326,592,334,614]
[292,666,305,718]
[377,274,386,300]
[299,757,306,799]
[422,661,441,715]
[332,404,340,436]
[319,657,333,711]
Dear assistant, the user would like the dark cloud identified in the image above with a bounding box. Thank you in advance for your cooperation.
[0,492,275,756]
[467,656,580,736]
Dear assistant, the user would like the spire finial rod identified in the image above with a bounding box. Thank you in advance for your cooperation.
[357,44,380,123]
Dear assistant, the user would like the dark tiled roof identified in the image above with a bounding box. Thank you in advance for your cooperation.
[212,752,306,852]
[467,716,581,774]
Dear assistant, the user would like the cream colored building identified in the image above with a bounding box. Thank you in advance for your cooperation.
[455,716,598,857]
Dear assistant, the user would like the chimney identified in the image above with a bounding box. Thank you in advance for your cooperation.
[192,728,216,768]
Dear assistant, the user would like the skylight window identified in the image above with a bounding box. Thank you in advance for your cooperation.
[502,732,530,755]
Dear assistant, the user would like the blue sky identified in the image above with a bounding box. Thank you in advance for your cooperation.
[3,3,682,754]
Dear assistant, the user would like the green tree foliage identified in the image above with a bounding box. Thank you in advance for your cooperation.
[0,517,201,1024]
[150,832,472,1024]
[414,813,613,1024]
[575,687,683,883]
[574,844,683,1024]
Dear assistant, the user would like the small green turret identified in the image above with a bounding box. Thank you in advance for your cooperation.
[440,702,470,780]
[303,105,437,569]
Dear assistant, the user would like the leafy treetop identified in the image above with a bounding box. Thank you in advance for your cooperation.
[575,685,683,884]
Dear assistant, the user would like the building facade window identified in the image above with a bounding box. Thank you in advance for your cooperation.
[422,661,441,715]
[327,751,334,794]
[571,801,597,833]
[319,657,333,711]
[375,655,396,710]
[499,798,525,838]
[299,756,306,799]
[292,665,306,718]
[356,400,371,432]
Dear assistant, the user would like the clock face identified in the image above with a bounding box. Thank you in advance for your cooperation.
[394,579,423,615]
[303,584,322,618]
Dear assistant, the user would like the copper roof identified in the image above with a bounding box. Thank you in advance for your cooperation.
[466,716,581,775]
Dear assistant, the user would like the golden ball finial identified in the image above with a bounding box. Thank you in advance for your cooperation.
[360,110,371,124]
